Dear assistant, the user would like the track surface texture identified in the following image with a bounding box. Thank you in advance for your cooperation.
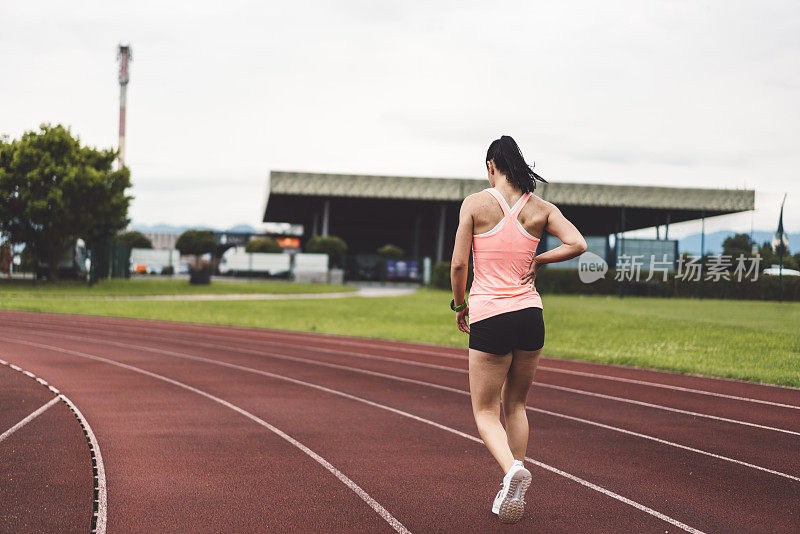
[0,310,797,533]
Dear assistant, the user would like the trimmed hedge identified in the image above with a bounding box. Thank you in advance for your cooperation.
[176,230,216,256]
[377,244,404,260]
[116,230,153,249]
[432,261,473,290]
[432,262,800,301]
[245,237,282,253]
[534,268,800,301]
[306,236,347,268]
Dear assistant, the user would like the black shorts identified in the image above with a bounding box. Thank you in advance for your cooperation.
[468,307,545,355]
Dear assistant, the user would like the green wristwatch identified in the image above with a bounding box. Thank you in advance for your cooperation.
[450,298,468,312]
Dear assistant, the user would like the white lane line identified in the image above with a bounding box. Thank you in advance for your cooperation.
[525,455,704,534]
[6,328,799,481]
[535,382,800,437]
[253,338,800,413]
[0,358,106,533]
[231,336,800,419]
[59,393,108,534]
[223,334,800,410]
[1,338,704,534]
[0,396,60,444]
[8,317,798,405]
[152,336,800,436]
[535,367,800,411]
[0,341,409,534]
[19,327,794,437]
[204,330,800,404]
[90,338,800,484]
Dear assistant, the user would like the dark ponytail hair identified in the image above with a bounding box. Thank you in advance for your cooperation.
[486,135,547,193]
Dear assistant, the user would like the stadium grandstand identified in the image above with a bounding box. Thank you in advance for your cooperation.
[263,171,755,279]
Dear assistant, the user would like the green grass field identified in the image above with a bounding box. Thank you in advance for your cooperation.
[1,281,798,387]
[0,278,356,297]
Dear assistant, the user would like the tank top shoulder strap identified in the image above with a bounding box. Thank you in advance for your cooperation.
[484,188,531,219]
[484,188,511,217]
[511,192,532,217]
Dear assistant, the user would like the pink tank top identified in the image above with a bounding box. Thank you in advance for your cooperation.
[468,188,543,324]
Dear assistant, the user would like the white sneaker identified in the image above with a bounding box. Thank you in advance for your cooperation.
[491,461,531,523]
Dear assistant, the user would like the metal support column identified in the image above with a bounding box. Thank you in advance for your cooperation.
[321,199,330,237]
[618,206,626,298]
[436,204,446,263]
[413,213,421,260]
[699,209,705,300]
[664,214,670,240]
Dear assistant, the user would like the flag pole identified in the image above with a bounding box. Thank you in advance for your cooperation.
[774,194,787,302]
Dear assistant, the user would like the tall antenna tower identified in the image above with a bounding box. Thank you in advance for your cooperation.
[117,44,132,170]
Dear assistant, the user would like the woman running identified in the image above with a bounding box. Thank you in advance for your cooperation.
[449,135,587,523]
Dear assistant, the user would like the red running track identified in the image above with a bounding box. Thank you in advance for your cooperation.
[0,310,798,533]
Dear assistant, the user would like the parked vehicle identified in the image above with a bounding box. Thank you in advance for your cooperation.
[293,253,329,274]
[36,239,89,279]
[219,247,291,277]
[293,253,330,283]
[763,264,800,276]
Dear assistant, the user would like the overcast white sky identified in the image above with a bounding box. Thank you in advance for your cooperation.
[2,1,798,237]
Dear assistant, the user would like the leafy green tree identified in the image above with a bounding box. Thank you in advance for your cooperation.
[377,244,404,260]
[0,124,131,280]
[0,241,11,275]
[306,236,347,268]
[176,230,216,270]
[722,233,756,259]
[757,242,797,271]
[774,245,797,271]
[758,242,779,269]
[117,230,152,249]
[245,237,282,253]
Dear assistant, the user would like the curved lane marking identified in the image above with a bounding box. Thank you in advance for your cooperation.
[0,338,704,534]
[535,367,800,410]
[5,316,798,405]
[229,336,800,430]
[0,358,108,534]
[8,327,796,437]
[0,343,409,533]
[5,330,798,481]
[59,393,108,534]
[63,336,796,484]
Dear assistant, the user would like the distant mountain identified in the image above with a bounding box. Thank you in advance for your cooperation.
[678,231,800,254]
[131,223,191,234]
[225,224,257,233]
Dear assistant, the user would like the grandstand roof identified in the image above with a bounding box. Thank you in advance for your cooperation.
[267,171,754,213]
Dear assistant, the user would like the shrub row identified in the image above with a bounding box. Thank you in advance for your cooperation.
[534,268,800,301]
[431,262,800,301]
[432,261,473,291]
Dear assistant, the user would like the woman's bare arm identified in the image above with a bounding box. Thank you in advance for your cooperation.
[450,197,474,333]
[450,197,473,306]
[520,203,587,285]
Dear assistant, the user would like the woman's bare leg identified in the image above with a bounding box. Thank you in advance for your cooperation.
[502,348,541,461]
[468,348,515,473]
